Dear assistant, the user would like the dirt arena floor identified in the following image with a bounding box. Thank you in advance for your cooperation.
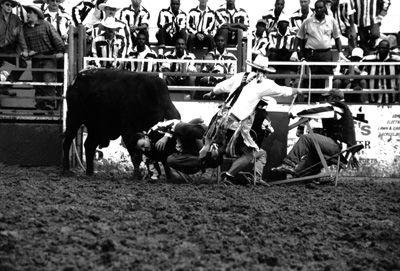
[0,164,399,271]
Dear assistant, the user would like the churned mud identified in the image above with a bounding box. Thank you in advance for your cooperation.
[0,164,399,271]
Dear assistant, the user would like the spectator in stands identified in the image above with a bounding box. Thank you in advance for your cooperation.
[72,0,95,26]
[0,0,28,96]
[160,38,197,87]
[353,0,391,55]
[290,0,349,90]
[251,19,269,61]
[262,0,287,35]
[215,0,249,47]
[359,39,400,103]
[43,0,72,45]
[290,0,313,34]
[79,0,105,28]
[187,0,217,53]
[272,89,357,177]
[126,32,157,72]
[209,34,237,75]
[332,47,368,103]
[195,52,226,87]
[155,0,187,56]
[326,0,357,54]
[23,4,65,112]
[266,13,296,86]
[91,18,126,69]
[119,0,150,48]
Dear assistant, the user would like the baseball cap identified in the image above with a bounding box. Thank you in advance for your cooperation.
[322,89,344,99]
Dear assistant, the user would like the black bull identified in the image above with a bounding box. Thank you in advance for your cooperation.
[62,69,181,177]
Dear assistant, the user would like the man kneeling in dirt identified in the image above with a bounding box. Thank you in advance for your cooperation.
[133,118,218,178]
[201,55,301,185]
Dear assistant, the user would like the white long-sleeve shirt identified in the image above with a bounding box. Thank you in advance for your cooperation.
[213,72,293,120]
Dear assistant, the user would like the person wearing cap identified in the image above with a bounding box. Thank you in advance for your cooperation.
[23,4,65,112]
[290,0,349,91]
[358,39,400,103]
[252,19,269,61]
[201,54,300,184]
[290,0,314,35]
[214,0,249,47]
[42,0,71,45]
[261,0,287,35]
[91,18,126,68]
[272,88,357,177]
[208,34,237,74]
[266,13,296,87]
[119,0,150,48]
[332,47,368,103]
[0,0,28,96]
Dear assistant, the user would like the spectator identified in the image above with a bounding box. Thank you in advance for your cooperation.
[208,34,237,75]
[0,0,28,96]
[201,55,301,185]
[126,32,157,72]
[119,0,150,48]
[155,0,187,55]
[272,89,357,177]
[91,18,126,68]
[353,0,391,55]
[359,39,400,103]
[195,52,226,87]
[43,0,72,45]
[23,4,65,112]
[72,0,95,26]
[160,38,197,87]
[290,0,349,90]
[326,0,357,54]
[262,0,287,35]
[266,13,296,86]
[251,19,269,61]
[215,0,249,47]
[290,0,314,34]
[332,47,368,103]
[187,0,217,53]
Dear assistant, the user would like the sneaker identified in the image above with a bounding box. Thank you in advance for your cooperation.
[219,172,234,186]
[271,163,298,176]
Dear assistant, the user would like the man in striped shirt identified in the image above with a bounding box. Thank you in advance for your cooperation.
[155,0,187,53]
[353,0,391,54]
[290,0,314,34]
[119,0,150,47]
[187,0,217,53]
[215,0,249,47]
[262,0,287,35]
[208,35,237,75]
[42,0,72,45]
[126,32,157,72]
[359,39,400,103]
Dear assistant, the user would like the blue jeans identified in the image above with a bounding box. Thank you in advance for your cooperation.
[285,133,341,173]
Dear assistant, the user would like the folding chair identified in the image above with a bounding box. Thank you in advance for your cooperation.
[269,118,364,186]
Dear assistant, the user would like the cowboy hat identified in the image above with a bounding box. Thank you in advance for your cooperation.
[43,0,65,3]
[246,55,276,73]
[101,18,123,29]
[98,1,121,11]
[23,5,44,20]
[0,0,19,8]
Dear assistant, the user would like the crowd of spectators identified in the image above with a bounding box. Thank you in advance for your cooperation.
[1,0,399,105]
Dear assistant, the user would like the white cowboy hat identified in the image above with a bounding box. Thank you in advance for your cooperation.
[43,0,65,3]
[0,0,19,8]
[246,55,276,73]
[98,1,121,11]
[101,18,123,29]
